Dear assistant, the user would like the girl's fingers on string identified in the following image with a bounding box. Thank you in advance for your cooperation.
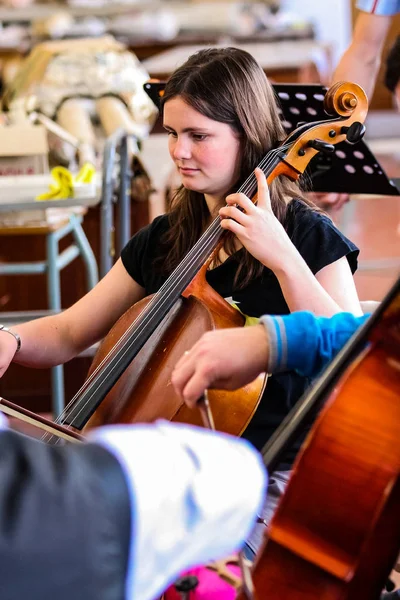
[219,217,244,235]
[225,192,255,212]
[254,168,271,210]
[182,371,213,408]
[219,205,251,225]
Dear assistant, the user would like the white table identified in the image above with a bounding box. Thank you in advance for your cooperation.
[142,40,331,81]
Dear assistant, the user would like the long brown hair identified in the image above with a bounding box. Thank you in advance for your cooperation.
[159,47,313,288]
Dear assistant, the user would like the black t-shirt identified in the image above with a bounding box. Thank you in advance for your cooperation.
[121,199,359,466]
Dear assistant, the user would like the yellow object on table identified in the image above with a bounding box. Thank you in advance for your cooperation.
[36,163,95,201]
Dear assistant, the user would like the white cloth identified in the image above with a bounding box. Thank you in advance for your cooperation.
[0,412,7,429]
[0,413,266,600]
[90,420,267,600]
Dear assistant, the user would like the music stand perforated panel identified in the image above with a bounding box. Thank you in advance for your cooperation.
[273,83,399,196]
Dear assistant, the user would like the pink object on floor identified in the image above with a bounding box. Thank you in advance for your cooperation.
[164,560,241,599]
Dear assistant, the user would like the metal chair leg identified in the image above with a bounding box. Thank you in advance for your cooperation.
[69,214,99,289]
[46,230,64,418]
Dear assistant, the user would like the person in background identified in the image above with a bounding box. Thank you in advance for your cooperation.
[385,34,400,109]
[333,0,400,101]
[0,415,266,600]
[384,33,400,238]
[309,0,400,214]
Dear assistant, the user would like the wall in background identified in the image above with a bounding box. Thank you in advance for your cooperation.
[280,0,352,67]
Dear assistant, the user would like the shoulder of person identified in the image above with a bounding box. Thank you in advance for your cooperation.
[125,214,170,248]
[285,198,332,239]
[285,198,359,274]
[121,213,171,282]
[141,213,170,237]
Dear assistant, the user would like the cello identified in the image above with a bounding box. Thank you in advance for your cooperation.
[233,275,400,599]
[4,81,369,443]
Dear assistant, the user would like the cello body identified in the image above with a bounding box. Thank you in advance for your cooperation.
[84,273,265,435]
[236,282,400,600]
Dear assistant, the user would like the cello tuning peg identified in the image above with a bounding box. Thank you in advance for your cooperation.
[341,121,366,144]
[307,139,335,154]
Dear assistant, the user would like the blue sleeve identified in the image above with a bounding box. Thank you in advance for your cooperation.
[356,0,400,15]
[261,312,369,378]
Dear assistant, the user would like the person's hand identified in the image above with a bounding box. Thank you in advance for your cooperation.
[0,331,19,377]
[306,192,350,213]
[171,324,269,409]
[219,168,296,273]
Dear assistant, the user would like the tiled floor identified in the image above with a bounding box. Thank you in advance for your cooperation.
[335,192,400,303]
[333,146,400,304]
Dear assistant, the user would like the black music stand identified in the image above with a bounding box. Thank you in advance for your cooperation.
[143,80,400,196]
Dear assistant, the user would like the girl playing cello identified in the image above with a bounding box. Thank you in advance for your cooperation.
[0,47,361,556]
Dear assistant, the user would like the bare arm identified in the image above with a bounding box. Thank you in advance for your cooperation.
[0,259,145,374]
[332,12,392,99]
[172,311,368,407]
[274,253,362,317]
